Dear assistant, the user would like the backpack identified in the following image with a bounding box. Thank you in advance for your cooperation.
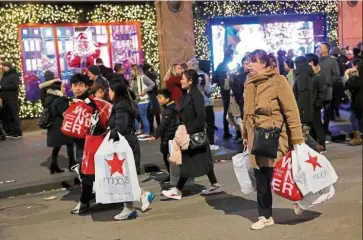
[38,98,55,129]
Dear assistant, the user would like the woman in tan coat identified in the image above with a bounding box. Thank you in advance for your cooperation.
[242,50,304,230]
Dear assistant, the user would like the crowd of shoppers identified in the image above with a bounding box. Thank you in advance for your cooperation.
[1,39,362,230]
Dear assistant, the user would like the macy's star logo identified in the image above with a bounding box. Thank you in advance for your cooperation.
[106,153,125,176]
[305,153,322,171]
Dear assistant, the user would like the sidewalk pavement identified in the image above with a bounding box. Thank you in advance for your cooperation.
[0,109,353,198]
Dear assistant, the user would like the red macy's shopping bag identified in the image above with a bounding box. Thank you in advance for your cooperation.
[81,134,104,175]
[61,97,111,139]
[89,96,112,129]
[271,151,303,201]
[61,99,94,138]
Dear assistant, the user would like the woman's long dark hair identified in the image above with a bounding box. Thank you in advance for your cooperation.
[109,79,133,105]
[183,69,200,86]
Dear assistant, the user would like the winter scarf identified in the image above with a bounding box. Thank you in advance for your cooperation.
[243,67,276,116]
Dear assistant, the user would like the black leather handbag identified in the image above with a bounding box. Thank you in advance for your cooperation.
[251,121,284,159]
[189,130,208,150]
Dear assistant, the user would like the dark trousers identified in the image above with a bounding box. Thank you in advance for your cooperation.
[254,167,273,218]
[323,101,332,134]
[162,152,170,173]
[310,110,326,149]
[78,148,95,204]
[147,104,160,134]
[51,144,75,166]
[2,99,21,135]
[176,168,218,190]
[331,96,341,119]
[221,90,230,135]
[205,105,215,145]
[80,173,95,205]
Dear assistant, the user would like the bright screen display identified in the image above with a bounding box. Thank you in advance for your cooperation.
[212,21,315,69]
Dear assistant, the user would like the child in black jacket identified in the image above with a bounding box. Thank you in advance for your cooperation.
[149,89,180,182]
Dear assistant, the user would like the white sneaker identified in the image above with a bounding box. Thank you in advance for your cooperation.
[293,202,303,215]
[201,184,222,195]
[210,145,220,151]
[250,216,274,230]
[161,187,182,200]
[140,191,155,212]
[114,207,138,221]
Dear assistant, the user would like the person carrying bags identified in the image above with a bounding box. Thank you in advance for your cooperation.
[242,50,304,230]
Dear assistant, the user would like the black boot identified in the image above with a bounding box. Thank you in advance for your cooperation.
[50,163,65,175]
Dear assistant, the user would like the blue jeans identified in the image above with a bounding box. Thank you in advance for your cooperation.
[350,112,363,132]
[138,102,150,134]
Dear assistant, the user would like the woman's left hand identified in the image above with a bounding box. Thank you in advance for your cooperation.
[139,91,146,97]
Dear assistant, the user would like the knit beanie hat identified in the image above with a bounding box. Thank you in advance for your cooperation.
[88,65,101,76]
[44,70,55,81]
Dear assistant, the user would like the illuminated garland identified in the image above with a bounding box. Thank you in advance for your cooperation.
[0,4,81,118]
[87,4,159,73]
[0,3,159,119]
[193,0,339,97]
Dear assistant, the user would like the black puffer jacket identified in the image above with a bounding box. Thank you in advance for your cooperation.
[109,99,139,138]
[108,98,141,172]
[152,101,180,153]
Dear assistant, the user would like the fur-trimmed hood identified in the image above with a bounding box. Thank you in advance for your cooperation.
[46,89,64,97]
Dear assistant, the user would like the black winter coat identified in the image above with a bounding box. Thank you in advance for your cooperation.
[345,72,363,119]
[212,61,229,90]
[152,101,180,154]
[108,99,141,170]
[0,69,20,100]
[231,70,247,116]
[293,63,315,124]
[98,65,114,81]
[178,86,212,178]
[311,69,327,111]
[45,90,73,147]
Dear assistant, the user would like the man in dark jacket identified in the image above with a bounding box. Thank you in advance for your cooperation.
[306,53,328,151]
[95,58,113,81]
[150,89,180,182]
[318,42,341,134]
[229,57,248,140]
[293,56,322,152]
[87,65,110,93]
[331,47,347,122]
[0,62,22,138]
[212,51,233,139]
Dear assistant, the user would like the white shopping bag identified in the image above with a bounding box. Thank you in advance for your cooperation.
[95,132,142,204]
[169,140,195,187]
[292,143,338,196]
[232,148,256,194]
[297,185,335,209]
